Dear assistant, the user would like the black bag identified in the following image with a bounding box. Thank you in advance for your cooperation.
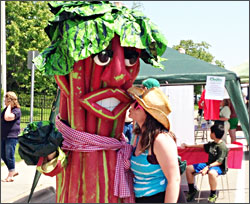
[178,156,187,175]
[18,121,63,165]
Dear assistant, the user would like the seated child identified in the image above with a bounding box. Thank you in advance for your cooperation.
[182,124,228,203]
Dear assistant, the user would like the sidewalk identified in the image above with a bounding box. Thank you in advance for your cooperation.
[1,161,56,203]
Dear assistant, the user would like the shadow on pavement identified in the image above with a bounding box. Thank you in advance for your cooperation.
[13,187,56,203]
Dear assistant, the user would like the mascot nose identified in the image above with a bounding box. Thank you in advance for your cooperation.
[101,35,131,87]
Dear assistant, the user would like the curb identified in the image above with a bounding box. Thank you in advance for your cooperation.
[3,185,56,203]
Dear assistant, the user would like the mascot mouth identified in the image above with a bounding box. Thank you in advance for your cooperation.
[79,88,132,120]
[96,97,120,112]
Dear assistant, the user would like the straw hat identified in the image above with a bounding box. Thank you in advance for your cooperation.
[127,86,171,130]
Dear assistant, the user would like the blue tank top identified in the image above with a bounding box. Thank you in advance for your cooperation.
[130,136,167,198]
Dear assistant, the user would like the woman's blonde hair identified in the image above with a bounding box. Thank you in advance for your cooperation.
[5,91,20,108]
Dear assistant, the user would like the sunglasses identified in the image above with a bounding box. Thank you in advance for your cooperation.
[132,101,144,111]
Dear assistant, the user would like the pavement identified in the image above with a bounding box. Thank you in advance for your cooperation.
[1,161,56,203]
[1,131,249,203]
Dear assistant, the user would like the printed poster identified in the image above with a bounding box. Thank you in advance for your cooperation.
[205,76,225,100]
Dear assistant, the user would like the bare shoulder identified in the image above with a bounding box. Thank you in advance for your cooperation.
[154,132,178,157]
[154,132,176,147]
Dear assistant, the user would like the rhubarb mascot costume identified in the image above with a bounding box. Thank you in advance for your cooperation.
[20,1,167,203]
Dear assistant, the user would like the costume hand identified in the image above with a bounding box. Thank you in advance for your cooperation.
[18,121,63,165]
[47,151,57,161]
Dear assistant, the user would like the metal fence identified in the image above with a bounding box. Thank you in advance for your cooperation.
[18,94,55,123]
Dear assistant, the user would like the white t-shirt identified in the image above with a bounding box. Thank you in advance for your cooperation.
[220,106,231,119]
[220,105,231,132]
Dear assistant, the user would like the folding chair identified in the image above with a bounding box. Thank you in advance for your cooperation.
[194,158,230,203]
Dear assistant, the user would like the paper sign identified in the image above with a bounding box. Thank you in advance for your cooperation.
[205,76,225,100]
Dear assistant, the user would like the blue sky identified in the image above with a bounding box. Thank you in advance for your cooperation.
[121,1,249,69]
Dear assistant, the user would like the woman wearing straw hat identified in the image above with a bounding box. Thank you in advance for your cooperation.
[127,86,180,203]
[1,91,21,182]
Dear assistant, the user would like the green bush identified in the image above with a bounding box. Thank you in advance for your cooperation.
[1,89,3,104]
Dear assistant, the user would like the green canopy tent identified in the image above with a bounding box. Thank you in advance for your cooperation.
[228,61,249,84]
[134,47,249,144]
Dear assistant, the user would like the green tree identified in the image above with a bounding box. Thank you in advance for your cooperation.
[6,1,57,95]
[173,40,225,68]
[1,89,3,105]
[173,40,225,101]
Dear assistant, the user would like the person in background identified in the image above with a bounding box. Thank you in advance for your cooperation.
[228,99,238,143]
[197,89,205,119]
[1,91,21,182]
[216,99,231,143]
[128,86,180,203]
[182,124,228,203]
[142,77,160,90]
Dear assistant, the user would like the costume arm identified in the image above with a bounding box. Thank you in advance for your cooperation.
[37,147,67,177]
[154,133,180,203]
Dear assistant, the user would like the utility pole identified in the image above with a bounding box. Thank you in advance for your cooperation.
[27,50,39,122]
[1,1,7,108]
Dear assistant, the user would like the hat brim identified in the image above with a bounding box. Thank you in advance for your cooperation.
[129,88,170,130]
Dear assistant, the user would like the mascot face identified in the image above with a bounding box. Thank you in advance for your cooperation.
[54,35,141,136]
[79,35,141,120]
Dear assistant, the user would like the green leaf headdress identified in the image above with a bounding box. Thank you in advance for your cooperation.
[34,1,168,75]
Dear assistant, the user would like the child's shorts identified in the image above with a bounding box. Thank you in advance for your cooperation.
[193,163,223,175]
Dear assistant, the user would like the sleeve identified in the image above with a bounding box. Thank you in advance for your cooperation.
[12,108,21,120]
[216,145,228,163]
[220,106,231,119]
[203,142,211,153]
[36,147,67,177]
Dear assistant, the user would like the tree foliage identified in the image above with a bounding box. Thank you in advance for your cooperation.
[172,40,225,68]
[6,1,57,95]
[173,40,225,98]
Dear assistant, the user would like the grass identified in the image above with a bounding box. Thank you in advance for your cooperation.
[20,106,51,123]
[15,143,22,163]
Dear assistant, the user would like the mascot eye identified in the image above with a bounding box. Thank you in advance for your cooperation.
[124,49,139,67]
[93,50,113,66]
